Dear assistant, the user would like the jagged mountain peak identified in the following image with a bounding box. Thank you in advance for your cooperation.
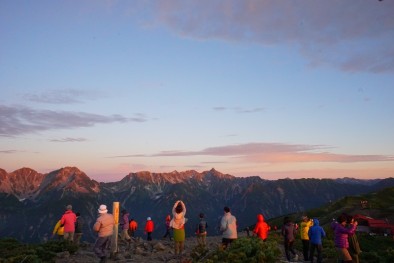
[123,170,199,184]
[0,167,44,200]
[38,166,99,194]
[202,168,234,180]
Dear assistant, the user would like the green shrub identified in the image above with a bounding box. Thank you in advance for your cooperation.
[194,237,281,263]
[0,238,78,263]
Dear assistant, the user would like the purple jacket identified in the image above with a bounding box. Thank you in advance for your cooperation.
[120,212,130,230]
[331,222,356,248]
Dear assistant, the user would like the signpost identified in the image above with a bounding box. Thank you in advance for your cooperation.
[111,202,120,256]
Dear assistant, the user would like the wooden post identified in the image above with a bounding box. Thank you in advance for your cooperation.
[111,201,120,256]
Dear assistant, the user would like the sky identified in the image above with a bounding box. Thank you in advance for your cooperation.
[1,0,394,182]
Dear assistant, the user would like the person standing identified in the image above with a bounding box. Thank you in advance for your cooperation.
[93,204,115,263]
[253,214,270,241]
[120,209,131,243]
[282,216,298,262]
[300,215,313,261]
[220,206,237,249]
[308,218,326,263]
[163,215,172,240]
[128,218,138,238]
[196,213,208,247]
[331,214,358,263]
[170,200,187,255]
[74,212,84,245]
[144,217,154,241]
[60,205,77,242]
[346,215,361,263]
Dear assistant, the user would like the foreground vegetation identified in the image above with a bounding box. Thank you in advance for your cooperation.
[0,232,393,263]
[191,237,281,263]
[0,238,78,263]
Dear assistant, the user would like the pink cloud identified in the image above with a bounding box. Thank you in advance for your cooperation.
[139,0,394,73]
[112,142,394,164]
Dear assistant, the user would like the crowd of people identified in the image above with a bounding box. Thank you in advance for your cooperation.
[280,214,360,263]
[52,202,361,263]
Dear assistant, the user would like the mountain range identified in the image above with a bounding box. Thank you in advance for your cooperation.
[0,166,393,243]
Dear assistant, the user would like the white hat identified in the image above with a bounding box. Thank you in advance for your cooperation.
[98,204,108,214]
[147,217,151,220]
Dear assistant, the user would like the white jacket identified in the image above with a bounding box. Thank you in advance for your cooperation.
[220,212,237,239]
[170,201,187,229]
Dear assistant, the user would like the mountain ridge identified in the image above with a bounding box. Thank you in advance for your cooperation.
[0,166,393,243]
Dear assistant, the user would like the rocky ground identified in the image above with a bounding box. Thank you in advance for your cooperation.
[55,233,297,263]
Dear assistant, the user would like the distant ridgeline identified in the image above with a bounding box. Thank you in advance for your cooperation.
[0,167,393,243]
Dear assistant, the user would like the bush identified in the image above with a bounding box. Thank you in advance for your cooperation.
[193,237,281,263]
[0,238,78,263]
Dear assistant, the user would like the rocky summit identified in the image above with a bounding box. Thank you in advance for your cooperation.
[1,166,393,243]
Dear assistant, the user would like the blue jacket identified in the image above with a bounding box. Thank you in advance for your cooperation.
[308,219,326,245]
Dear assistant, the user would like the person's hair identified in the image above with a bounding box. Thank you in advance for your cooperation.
[337,214,348,224]
[175,203,183,213]
[121,209,127,214]
[283,216,291,224]
[224,206,230,213]
[76,212,80,217]
[345,214,355,224]
[199,213,204,218]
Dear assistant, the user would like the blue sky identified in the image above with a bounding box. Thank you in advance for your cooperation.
[1,0,393,182]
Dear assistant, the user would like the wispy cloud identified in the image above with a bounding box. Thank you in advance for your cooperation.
[110,142,394,163]
[137,0,394,73]
[0,105,148,137]
[22,89,102,104]
[0,150,20,154]
[213,106,264,114]
[49,137,88,142]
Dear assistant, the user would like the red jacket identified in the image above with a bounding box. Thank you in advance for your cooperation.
[129,220,138,231]
[145,219,154,233]
[61,210,77,233]
[253,214,270,240]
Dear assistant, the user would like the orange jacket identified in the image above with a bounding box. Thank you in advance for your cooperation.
[253,214,270,240]
[145,219,154,233]
[129,220,138,231]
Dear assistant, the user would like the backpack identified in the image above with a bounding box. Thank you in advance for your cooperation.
[197,219,207,234]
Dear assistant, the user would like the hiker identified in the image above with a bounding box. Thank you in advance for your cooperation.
[163,214,172,240]
[120,209,131,243]
[346,215,362,263]
[170,200,187,255]
[300,215,313,261]
[74,212,84,245]
[244,226,250,237]
[128,218,138,238]
[253,213,270,241]
[51,219,64,240]
[195,213,208,247]
[220,206,237,249]
[331,214,358,263]
[144,217,154,241]
[282,216,298,262]
[60,204,77,242]
[93,204,115,263]
[308,218,326,263]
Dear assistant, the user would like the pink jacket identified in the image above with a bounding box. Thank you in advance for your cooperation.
[93,213,115,237]
[60,210,77,232]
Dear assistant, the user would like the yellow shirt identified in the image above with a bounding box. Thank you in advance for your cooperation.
[52,220,64,236]
[300,219,313,240]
